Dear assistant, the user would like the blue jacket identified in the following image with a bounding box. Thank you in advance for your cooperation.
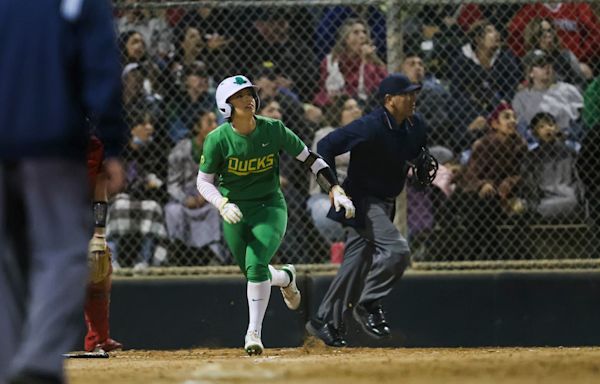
[0,0,126,160]
[317,107,428,228]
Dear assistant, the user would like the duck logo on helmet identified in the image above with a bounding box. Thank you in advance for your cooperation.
[234,76,248,85]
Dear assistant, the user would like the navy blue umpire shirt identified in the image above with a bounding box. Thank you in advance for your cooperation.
[317,107,428,228]
[0,0,125,160]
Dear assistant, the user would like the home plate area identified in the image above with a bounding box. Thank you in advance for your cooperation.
[66,343,600,384]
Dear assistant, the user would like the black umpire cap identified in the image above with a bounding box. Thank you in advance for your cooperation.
[378,73,422,99]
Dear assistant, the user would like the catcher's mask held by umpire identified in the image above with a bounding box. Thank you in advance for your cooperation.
[216,75,261,119]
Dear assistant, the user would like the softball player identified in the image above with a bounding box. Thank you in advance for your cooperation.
[197,75,355,355]
[85,136,123,353]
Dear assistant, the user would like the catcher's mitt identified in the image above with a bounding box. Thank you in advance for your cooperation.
[408,147,439,190]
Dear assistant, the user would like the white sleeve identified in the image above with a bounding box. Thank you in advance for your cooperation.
[196,170,225,208]
[295,146,329,175]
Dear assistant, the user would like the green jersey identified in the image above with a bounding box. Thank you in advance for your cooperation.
[199,115,305,201]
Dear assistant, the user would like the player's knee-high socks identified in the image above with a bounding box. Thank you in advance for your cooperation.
[268,265,291,287]
[84,275,112,351]
[246,281,271,336]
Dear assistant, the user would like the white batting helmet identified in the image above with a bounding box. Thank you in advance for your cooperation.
[215,75,260,119]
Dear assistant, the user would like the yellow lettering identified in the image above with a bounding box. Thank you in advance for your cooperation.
[256,157,267,169]
[226,155,275,176]
[238,159,248,172]
[248,158,257,171]
[228,157,238,171]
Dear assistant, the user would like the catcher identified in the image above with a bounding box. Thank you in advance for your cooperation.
[85,135,123,353]
[306,73,437,347]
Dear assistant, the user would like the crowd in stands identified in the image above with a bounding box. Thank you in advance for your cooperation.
[107,3,600,267]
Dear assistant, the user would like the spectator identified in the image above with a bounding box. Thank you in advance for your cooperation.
[577,124,600,243]
[119,31,162,103]
[453,102,528,259]
[117,0,172,59]
[252,64,311,144]
[257,98,282,120]
[508,3,600,65]
[512,50,584,141]
[583,76,600,131]
[403,5,465,81]
[121,63,163,131]
[315,5,387,61]
[523,17,591,88]
[178,7,238,80]
[307,96,362,245]
[399,50,453,151]
[119,30,146,64]
[231,8,317,101]
[407,146,460,259]
[165,109,227,265]
[313,18,388,107]
[164,24,207,100]
[522,112,584,220]
[167,63,216,143]
[456,3,521,37]
[451,20,522,100]
[107,108,168,270]
[180,7,241,43]
[448,20,521,151]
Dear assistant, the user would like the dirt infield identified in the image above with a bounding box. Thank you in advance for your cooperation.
[67,341,600,384]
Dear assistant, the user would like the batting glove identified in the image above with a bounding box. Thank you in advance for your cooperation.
[218,197,243,224]
[330,185,355,219]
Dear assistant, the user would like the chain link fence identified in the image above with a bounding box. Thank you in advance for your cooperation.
[109,0,600,272]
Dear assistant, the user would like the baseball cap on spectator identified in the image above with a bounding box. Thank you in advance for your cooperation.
[378,73,422,99]
[253,62,278,81]
[522,49,551,71]
[428,145,454,165]
[121,62,141,79]
[487,101,513,125]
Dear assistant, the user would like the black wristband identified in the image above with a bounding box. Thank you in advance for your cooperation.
[93,201,108,228]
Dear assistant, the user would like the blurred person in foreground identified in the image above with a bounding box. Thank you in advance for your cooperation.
[306,74,436,347]
[0,1,125,383]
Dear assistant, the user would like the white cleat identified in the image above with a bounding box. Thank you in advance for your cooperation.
[244,330,263,356]
[281,264,301,310]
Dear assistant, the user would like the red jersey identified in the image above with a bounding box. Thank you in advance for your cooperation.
[508,3,600,61]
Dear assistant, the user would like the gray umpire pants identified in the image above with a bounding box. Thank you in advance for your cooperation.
[317,196,411,330]
[0,160,90,383]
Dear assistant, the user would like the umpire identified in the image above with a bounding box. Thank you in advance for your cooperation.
[0,1,125,383]
[306,73,432,347]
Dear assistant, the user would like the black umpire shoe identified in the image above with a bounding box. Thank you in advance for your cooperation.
[353,303,391,339]
[306,319,347,347]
